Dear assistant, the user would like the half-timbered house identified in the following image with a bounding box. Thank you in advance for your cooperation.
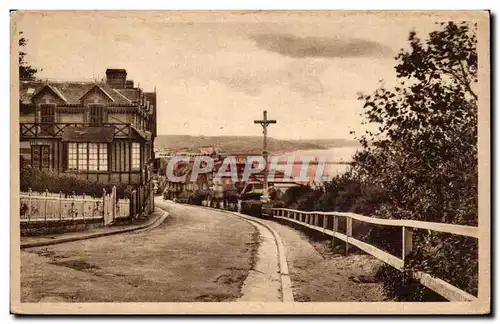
[19,69,157,188]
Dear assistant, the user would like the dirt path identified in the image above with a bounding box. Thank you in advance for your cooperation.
[21,199,259,302]
[258,218,388,302]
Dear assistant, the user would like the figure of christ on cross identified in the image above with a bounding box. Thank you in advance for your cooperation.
[254,110,277,202]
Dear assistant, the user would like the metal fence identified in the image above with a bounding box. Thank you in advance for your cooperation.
[20,187,130,224]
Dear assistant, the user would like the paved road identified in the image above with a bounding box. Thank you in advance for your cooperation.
[21,199,259,302]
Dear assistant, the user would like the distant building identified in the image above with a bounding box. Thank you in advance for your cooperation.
[19,68,157,188]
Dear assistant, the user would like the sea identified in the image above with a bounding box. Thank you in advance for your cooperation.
[271,146,361,181]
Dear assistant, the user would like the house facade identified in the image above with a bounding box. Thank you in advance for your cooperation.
[19,69,157,187]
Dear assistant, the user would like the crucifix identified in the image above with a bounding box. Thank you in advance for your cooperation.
[254,110,277,201]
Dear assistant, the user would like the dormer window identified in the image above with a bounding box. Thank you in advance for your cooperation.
[89,104,104,125]
[40,104,55,123]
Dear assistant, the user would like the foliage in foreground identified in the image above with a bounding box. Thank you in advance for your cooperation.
[277,22,478,300]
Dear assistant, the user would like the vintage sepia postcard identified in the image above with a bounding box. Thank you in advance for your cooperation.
[10,10,490,315]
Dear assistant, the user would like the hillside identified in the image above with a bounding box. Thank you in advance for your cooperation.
[154,135,359,154]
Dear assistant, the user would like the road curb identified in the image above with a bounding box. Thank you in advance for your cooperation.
[196,205,294,302]
[21,208,169,249]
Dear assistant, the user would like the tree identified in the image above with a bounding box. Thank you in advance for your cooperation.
[19,31,38,79]
[353,21,478,299]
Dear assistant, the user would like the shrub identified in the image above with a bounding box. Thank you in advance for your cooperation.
[241,200,262,217]
[187,190,209,206]
[20,160,132,199]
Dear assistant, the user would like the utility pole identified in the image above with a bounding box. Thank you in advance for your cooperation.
[254,110,277,202]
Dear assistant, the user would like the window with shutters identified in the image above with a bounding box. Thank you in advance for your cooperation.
[67,142,108,171]
[88,104,104,125]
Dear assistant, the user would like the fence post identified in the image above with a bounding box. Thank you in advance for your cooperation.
[314,214,319,226]
[346,217,353,255]
[44,189,48,223]
[131,190,136,219]
[402,226,413,264]
[102,188,107,220]
[59,191,63,220]
[323,214,327,231]
[82,193,86,221]
[112,186,117,221]
[71,193,75,219]
[27,188,32,222]
[332,215,338,249]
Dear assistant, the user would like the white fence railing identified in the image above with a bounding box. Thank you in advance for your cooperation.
[271,208,478,302]
[20,187,130,225]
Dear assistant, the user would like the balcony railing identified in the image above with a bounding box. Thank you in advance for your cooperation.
[19,123,134,139]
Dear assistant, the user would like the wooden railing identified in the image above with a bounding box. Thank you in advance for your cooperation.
[271,208,478,302]
[19,123,133,138]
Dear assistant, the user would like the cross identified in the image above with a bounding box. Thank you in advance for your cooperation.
[254,110,277,201]
[254,110,277,157]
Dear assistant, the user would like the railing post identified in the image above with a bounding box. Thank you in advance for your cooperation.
[346,217,353,255]
[323,214,327,231]
[402,226,413,264]
[332,215,338,249]
[27,188,32,222]
[314,214,319,226]
[44,189,48,223]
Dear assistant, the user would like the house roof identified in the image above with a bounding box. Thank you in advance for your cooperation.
[78,85,115,102]
[19,80,144,105]
[31,84,68,103]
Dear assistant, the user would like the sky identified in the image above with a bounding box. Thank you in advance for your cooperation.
[14,11,445,140]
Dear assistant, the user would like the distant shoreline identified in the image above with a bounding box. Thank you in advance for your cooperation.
[154,134,360,154]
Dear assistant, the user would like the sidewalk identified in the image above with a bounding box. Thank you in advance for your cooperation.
[260,218,387,302]
[21,209,167,249]
[207,206,387,302]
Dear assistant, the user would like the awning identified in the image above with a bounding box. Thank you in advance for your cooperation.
[131,125,152,141]
[61,126,115,143]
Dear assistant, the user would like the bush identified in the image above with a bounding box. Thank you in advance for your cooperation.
[20,159,132,198]
[375,264,446,301]
[240,200,262,217]
[187,190,209,206]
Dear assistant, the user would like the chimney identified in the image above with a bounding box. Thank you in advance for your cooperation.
[105,69,127,89]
